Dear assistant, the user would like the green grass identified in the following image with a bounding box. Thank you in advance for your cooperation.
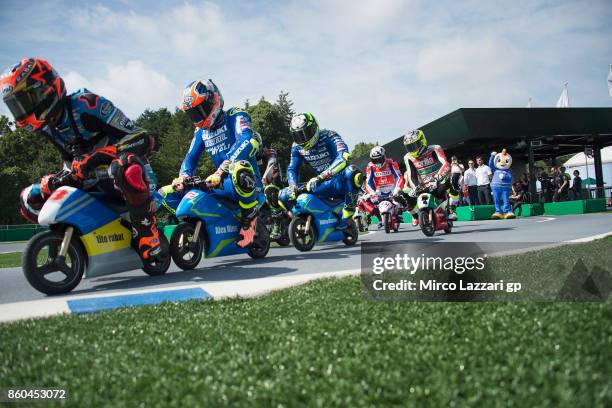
[0,252,21,268]
[1,241,611,407]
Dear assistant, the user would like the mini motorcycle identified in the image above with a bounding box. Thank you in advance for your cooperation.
[353,195,371,232]
[168,178,270,271]
[415,182,453,237]
[378,197,402,234]
[288,185,358,252]
[23,169,171,295]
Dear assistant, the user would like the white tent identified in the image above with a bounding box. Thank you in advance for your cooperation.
[563,146,612,198]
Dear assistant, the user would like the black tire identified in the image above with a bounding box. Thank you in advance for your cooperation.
[443,204,453,234]
[248,221,270,259]
[342,221,359,246]
[275,219,291,247]
[419,210,436,237]
[393,215,400,232]
[170,222,205,271]
[383,213,391,234]
[142,233,172,276]
[289,216,316,252]
[22,230,86,295]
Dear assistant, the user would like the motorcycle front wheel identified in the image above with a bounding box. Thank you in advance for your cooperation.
[289,216,316,252]
[22,230,86,295]
[170,222,205,270]
[419,209,436,237]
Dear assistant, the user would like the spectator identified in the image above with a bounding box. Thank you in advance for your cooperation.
[463,159,479,205]
[571,170,582,200]
[509,181,526,215]
[450,155,465,204]
[519,174,530,203]
[475,155,493,205]
[538,169,552,203]
[553,166,570,202]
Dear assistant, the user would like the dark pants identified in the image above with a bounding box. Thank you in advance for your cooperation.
[553,189,569,202]
[477,184,492,205]
[467,185,479,205]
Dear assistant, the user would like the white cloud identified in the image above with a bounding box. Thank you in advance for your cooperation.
[2,0,609,146]
[65,61,178,119]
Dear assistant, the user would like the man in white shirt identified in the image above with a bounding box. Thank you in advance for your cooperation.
[475,156,493,205]
[463,159,479,205]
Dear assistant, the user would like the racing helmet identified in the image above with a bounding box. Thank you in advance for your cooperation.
[181,79,224,129]
[290,112,319,150]
[369,146,386,168]
[0,58,66,131]
[403,129,427,158]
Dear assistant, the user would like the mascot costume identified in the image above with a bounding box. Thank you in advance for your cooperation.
[489,149,516,219]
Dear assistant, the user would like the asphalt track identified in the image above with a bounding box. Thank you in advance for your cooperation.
[0,213,610,306]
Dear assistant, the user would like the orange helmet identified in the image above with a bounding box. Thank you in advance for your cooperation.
[0,58,66,131]
[181,79,223,129]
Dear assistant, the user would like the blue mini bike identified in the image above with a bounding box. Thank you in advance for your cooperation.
[23,170,171,295]
[288,185,358,252]
[168,179,270,271]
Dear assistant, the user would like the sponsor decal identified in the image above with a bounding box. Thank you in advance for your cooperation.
[50,190,68,201]
[95,232,125,244]
[185,191,199,200]
[214,224,239,234]
[100,100,113,116]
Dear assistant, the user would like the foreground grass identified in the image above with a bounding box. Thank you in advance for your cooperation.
[1,241,611,407]
[0,252,20,268]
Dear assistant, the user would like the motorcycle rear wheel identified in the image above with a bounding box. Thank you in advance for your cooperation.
[248,221,270,259]
[342,221,359,246]
[142,233,171,276]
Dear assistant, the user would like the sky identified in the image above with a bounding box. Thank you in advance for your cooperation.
[1,0,611,147]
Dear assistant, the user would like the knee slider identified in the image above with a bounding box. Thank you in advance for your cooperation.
[346,165,364,189]
[232,160,256,198]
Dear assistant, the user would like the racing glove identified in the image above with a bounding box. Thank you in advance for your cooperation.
[40,170,75,197]
[306,173,329,192]
[288,184,298,201]
[205,160,230,188]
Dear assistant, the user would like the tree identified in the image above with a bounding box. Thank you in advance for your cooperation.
[351,142,378,161]
[275,91,294,127]
[0,166,30,224]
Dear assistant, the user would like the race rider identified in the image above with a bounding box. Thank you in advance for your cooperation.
[172,79,262,247]
[1,58,163,260]
[278,112,364,230]
[401,129,458,224]
[363,146,405,227]
[260,145,285,239]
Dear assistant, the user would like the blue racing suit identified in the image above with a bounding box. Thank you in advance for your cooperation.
[20,88,158,226]
[279,129,362,221]
[179,108,263,212]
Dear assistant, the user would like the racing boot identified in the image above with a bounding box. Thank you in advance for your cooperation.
[237,207,258,248]
[336,207,355,231]
[448,205,458,221]
[269,209,283,240]
[410,211,419,226]
[131,210,162,260]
